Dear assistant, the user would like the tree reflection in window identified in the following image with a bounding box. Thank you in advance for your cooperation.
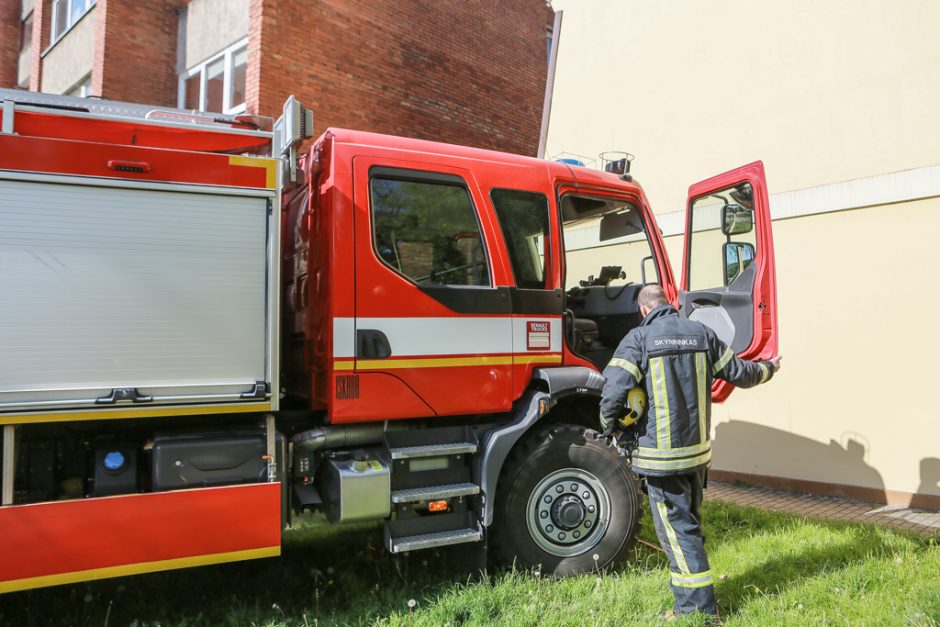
[371,176,490,287]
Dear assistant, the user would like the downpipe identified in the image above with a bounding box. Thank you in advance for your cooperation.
[291,422,404,452]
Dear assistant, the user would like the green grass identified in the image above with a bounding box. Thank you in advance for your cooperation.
[1,502,937,626]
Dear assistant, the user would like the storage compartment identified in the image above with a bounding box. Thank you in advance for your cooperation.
[151,433,272,491]
[0,177,273,413]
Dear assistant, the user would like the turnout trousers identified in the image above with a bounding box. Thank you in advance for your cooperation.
[646,469,717,615]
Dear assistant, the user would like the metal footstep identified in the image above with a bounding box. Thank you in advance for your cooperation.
[386,524,482,553]
[391,482,480,504]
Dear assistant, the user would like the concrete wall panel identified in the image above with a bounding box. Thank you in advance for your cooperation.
[184,0,248,68]
[653,196,940,502]
[546,0,940,504]
[40,8,95,94]
[546,0,940,217]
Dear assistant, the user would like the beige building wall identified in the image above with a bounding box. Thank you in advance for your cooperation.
[546,0,940,216]
[183,0,249,68]
[39,9,95,95]
[545,0,940,504]
[17,48,30,89]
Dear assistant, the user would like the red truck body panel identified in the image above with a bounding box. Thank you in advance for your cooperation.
[0,483,281,593]
[284,129,675,423]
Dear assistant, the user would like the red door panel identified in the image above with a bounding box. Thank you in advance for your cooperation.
[348,155,515,420]
[679,161,778,402]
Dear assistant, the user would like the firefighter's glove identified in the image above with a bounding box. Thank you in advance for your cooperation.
[599,416,634,441]
[598,412,619,439]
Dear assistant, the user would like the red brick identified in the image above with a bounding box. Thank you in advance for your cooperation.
[6,0,551,155]
[0,0,18,88]
[28,0,50,91]
[247,0,553,156]
[93,0,187,105]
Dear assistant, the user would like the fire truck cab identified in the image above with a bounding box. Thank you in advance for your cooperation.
[0,91,777,592]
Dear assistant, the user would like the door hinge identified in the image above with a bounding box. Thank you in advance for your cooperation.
[266,198,274,215]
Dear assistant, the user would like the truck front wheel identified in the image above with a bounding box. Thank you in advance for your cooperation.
[492,424,641,576]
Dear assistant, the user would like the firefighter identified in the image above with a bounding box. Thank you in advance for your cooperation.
[599,285,781,620]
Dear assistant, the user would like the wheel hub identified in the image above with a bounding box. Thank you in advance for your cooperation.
[551,495,586,529]
[526,468,610,557]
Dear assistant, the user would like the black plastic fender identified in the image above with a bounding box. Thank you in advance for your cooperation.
[474,366,605,526]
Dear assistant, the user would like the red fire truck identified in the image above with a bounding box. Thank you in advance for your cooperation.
[0,89,777,593]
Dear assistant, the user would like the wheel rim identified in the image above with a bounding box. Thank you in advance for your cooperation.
[525,467,611,557]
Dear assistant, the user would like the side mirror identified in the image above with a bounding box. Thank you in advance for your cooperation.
[723,241,755,286]
[721,203,754,236]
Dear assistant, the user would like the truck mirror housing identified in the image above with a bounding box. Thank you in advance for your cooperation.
[723,241,755,286]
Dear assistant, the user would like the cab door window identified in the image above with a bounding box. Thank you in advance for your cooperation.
[688,183,759,290]
[370,169,490,287]
[490,188,550,289]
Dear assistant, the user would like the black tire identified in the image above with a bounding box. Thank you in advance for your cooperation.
[492,424,641,576]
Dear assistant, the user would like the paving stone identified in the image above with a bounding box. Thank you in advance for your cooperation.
[706,481,938,536]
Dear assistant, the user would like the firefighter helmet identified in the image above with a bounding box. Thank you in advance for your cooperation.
[616,386,648,429]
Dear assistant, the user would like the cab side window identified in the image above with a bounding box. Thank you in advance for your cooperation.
[490,188,550,289]
[370,169,490,287]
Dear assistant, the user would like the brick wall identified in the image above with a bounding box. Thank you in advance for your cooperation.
[93,0,185,105]
[249,0,552,156]
[28,0,48,91]
[0,0,18,88]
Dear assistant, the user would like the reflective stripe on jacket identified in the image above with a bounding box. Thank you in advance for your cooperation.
[600,304,774,476]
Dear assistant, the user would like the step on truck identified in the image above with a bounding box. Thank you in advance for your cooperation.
[0,89,778,592]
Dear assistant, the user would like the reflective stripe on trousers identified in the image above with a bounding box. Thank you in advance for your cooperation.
[647,470,717,616]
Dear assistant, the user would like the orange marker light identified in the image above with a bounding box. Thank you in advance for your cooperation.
[428,500,448,512]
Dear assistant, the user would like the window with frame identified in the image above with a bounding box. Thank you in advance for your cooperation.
[179,39,248,114]
[687,182,758,291]
[64,74,91,98]
[51,0,95,43]
[370,171,490,287]
[490,188,550,289]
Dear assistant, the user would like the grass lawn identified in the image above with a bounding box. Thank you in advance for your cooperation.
[1,501,937,626]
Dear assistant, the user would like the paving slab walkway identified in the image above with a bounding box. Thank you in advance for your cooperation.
[705,480,940,536]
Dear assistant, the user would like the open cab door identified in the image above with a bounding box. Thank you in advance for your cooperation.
[679,161,778,402]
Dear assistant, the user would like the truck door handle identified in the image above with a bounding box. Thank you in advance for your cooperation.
[357,329,392,359]
[690,297,721,309]
[95,388,153,404]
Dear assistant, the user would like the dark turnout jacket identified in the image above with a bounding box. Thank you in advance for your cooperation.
[600,304,774,476]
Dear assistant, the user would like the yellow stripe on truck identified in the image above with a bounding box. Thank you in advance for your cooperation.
[335,354,562,370]
[0,546,280,594]
[228,155,277,189]
[0,403,273,426]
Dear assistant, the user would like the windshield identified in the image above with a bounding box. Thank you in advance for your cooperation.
[561,195,659,289]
